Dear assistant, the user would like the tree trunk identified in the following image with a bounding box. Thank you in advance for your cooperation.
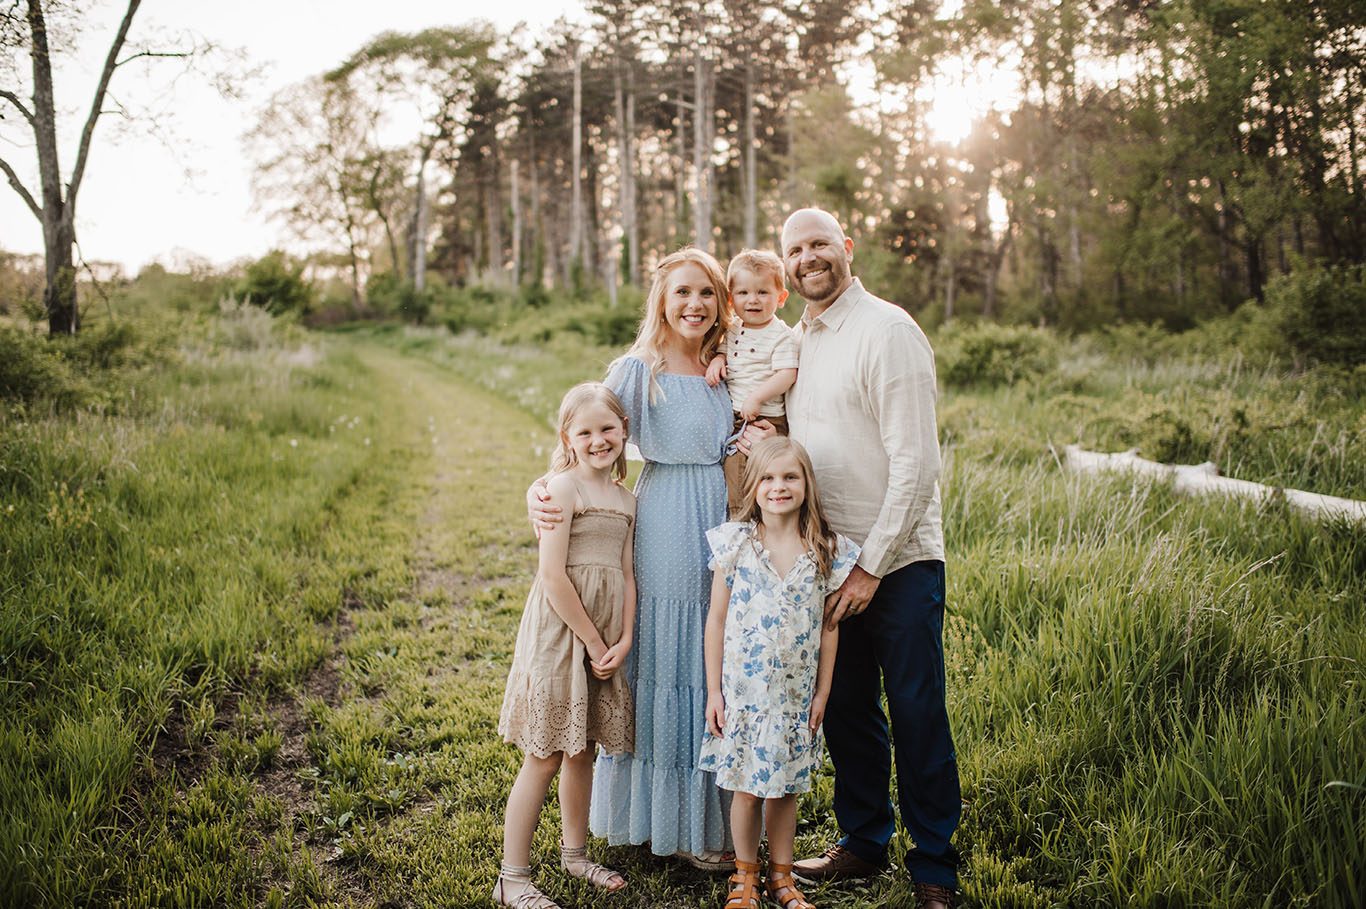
[44,221,78,334]
[17,0,142,334]
[485,152,503,282]
[625,67,638,284]
[743,60,757,249]
[614,62,639,286]
[692,49,711,251]
[412,162,428,291]
[569,46,583,279]
[511,158,523,285]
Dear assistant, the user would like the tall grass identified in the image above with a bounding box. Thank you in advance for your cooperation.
[0,316,417,904]
[354,322,1364,906]
[2,303,1360,906]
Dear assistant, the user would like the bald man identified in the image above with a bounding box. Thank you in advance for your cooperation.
[743,209,960,908]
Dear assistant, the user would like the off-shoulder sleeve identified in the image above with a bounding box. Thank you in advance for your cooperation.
[604,355,648,440]
[705,521,750,586]
[827,533,861,591]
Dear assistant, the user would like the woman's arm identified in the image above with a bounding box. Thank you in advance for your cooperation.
[809,620,839,732]
[703,570,731,736]
[526,475,563,534]
[538,475,609,662]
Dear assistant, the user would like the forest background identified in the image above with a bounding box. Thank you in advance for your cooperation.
[2,0,1364,907]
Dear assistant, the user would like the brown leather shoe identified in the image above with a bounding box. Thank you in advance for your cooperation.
[913,881,957,909]
[790,844,881,884]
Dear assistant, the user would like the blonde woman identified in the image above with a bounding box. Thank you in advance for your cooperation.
[530,247,737,868]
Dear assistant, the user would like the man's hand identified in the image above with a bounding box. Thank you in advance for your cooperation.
[705,356,728,387]
[737,418,777,456]
[823,565,881,630]
[526,477,563,536]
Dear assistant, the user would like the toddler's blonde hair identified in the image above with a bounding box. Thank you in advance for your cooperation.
[725,249,785,293]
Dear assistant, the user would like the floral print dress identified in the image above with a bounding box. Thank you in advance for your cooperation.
[698,521,859,798]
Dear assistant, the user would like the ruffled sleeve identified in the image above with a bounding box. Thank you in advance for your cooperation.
[604,355,649,440]
[705,521,751,586]
[826,533,861,591]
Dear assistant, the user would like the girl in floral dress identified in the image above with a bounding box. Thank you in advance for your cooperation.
[700,437,859,909]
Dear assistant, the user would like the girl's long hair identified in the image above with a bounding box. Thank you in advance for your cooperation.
[737,436,839,580]
[614,247,731,401]
[549,382,630,483]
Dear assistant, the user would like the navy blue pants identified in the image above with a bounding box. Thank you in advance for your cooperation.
[823,559,961,888]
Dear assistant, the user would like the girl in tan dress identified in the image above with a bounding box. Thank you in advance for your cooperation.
[494,383,637,908]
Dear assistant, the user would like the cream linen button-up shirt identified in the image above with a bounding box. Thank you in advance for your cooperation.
[787,278,944,577]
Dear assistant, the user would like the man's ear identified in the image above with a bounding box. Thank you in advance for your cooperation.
[844,236,855,260]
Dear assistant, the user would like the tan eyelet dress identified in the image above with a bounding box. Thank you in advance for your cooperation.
[497,506,635,758]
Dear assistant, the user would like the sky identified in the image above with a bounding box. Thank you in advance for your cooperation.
[0,1,1012,274]
[0,1,585,274]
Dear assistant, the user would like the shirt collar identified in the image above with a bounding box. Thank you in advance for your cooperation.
[801,277,864,333]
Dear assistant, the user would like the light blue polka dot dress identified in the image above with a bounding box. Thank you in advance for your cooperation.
[590,355,734,857]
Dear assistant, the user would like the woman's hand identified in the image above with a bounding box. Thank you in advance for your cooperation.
[809,692,829,732]
[526,476,563,535]
[591,638,631,679]
[705,692,726,736]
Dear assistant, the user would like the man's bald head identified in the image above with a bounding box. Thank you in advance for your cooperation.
[781,208,847,247]
[780,207,854,312]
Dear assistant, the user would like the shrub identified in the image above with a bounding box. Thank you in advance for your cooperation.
[1265,264,1366,368]
[936,321,1059,388]
[0,327,96,410]
[235,251,314,315]
[366,273,432,324]
[216,296,283,350]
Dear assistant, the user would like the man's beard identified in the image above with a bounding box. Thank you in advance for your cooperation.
[795,262,844,304]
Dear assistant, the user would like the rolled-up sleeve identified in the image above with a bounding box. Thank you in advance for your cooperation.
[857,323,941,577]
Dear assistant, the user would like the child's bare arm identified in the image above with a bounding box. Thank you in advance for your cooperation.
[739,367,798,421]
[705,353,728,387]
[591,498,636,679]
[538,475,609,661]
[809,620,839,732]
[703,570,731,736]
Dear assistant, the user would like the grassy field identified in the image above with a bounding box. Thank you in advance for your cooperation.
[1,311,1362,907]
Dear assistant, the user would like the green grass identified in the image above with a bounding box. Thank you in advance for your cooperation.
[2,313,1362,906]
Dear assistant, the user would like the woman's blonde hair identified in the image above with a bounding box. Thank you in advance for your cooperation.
[737,436,839,580]
[549,382,630,483]
[618,247,731,399]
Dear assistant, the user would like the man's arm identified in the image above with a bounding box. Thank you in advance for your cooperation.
[859,321,941,578]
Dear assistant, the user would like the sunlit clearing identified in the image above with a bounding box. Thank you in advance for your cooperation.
[920,54,1021,145]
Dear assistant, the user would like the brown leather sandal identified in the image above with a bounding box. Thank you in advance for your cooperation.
[722,858,763,908]
[767,861,817,909]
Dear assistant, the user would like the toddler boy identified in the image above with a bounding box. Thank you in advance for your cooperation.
[706,249,799,514]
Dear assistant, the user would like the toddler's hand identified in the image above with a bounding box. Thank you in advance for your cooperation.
[705,694,725,736]
[808,693,829,732]
[705,356,728,387]
[738,395,763,422]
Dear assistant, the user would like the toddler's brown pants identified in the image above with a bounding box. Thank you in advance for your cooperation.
[722,411,789,518]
